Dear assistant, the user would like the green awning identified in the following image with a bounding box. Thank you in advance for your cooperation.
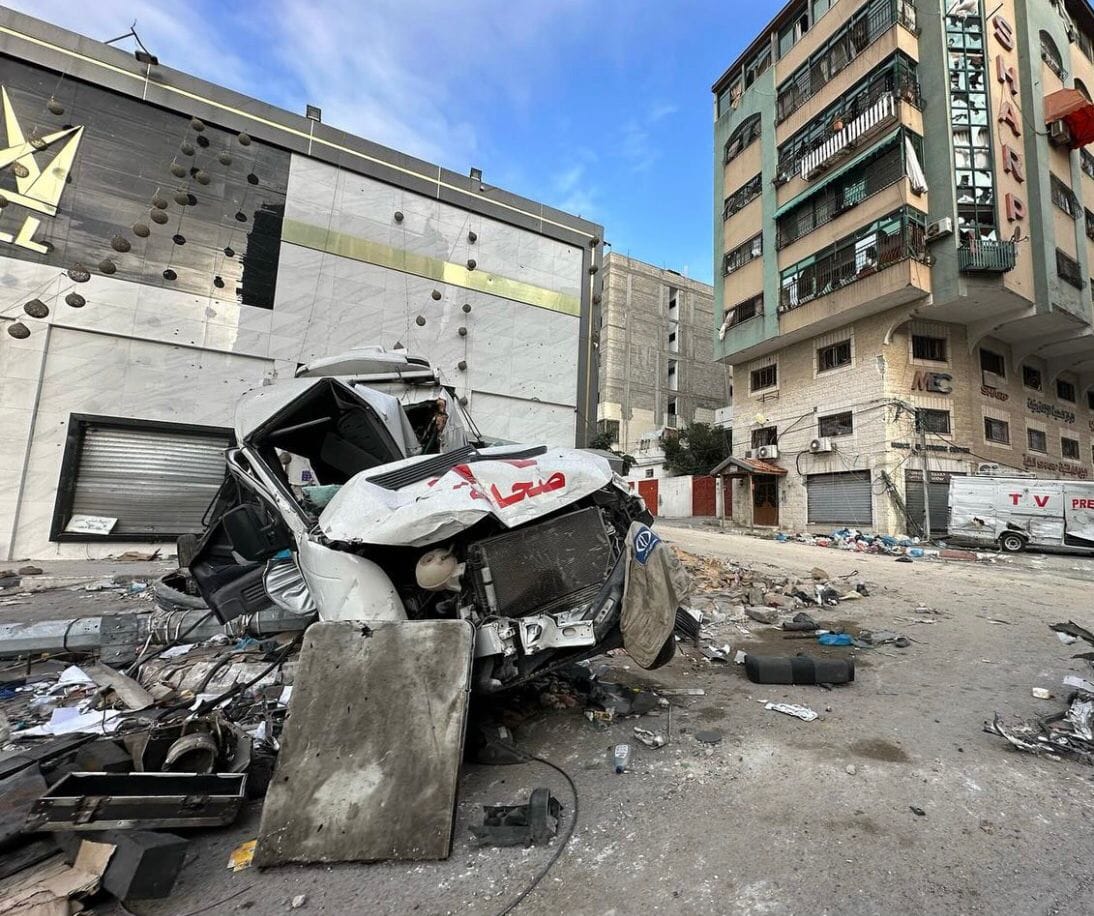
[774,127,902,219]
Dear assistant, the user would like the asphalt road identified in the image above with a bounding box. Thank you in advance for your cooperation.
[111,528,1094,916]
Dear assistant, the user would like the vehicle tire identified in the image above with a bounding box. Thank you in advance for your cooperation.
[999,532,1026,553]
[647,635,676,669]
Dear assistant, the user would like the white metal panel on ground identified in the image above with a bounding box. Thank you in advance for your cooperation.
[806,471,873,527]
[70,426,229,535]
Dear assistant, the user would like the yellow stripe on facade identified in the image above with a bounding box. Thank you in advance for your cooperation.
[281,218,581,316]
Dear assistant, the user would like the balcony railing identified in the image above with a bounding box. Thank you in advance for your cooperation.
[958,240,1016,273]
[799,93,898,180]
[778,219,927,313]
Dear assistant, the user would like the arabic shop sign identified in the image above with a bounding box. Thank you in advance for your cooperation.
[981,385,1009,402]
[1028,397,1075,424]
[910,371,952,394]
[1023,454,1089,479]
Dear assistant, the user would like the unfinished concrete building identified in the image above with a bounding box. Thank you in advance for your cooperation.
[596,253,729,472]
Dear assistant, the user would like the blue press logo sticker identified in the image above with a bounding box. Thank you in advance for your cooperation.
[633,525,661,566]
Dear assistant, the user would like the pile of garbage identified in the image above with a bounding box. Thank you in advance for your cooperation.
[986,621,1094,765]
[773,529,997,562]
[0,597,304,911]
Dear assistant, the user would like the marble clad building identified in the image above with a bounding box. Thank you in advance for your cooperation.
[0,9,603,559]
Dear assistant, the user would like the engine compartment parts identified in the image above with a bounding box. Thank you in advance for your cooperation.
[469,787,561,847]
[415,548,463,592]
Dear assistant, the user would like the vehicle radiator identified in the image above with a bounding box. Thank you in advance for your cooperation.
[467,507,613,617]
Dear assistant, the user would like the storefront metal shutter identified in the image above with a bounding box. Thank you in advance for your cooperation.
[904,470,963,536]
[807,471,873,526]
[70,425,230,536]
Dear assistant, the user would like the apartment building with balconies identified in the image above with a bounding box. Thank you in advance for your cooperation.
[712,0,1094,536]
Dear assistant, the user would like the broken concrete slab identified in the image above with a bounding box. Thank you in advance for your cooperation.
[254,620,475,866]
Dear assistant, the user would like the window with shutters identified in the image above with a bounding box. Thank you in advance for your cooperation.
[750,363,778,392]
[52,415,233,541]
[817,340,852,372]
[1027,428,1047,453]
[1063,436,1081,460]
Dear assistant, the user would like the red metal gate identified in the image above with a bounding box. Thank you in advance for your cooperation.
[692,475,716,517]
[637,479,659,517]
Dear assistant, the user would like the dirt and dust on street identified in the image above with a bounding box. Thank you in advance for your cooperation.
[3,528,1094,915]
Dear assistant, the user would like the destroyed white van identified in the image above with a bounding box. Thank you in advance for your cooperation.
[184,347,690,693]
[947,475,1094,554]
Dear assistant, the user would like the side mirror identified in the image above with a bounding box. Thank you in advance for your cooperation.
[222,504,292,562]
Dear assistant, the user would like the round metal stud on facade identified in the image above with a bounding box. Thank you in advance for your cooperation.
[467,230,477,243]
[65,292,86,308]
[462,303,471,313]
[169,163,186,178]
[416,315,426,326]
[163,268,177,281]
[67,265,91,283]
[132,223,151,238]
[99,258,117,275]
[7,322,30,339]
[394,211,404,222]
[195,170,211,185]
[11,162,28,179]
[224,246,236,257]
[150,209,169,225]
[458,326,467,336]
[431,289,442,300]
[152,194,169,209]
[23,298,48,318]
[217,151,232,166]
[47,97,64,115]
[213,276,225,289]
[180,141,195,156]
[457,360,467,371]
[466,259,476,270]
[237,132,252,146]
[111,235,131,253]
[191,117,205,132]
[174,191,190,206]
[196,135,210,148]
[246,173,259,185]
[172,234,186,246]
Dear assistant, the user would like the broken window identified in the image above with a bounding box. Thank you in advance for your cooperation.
[919,409,951,434]
[1023,365,1043,391]
[1063,436,1081,460]
[750,364,777,392]
[818,411,853,437]
[984,417,1009,444]
[912,335,947,362]
[752,426,778,448]
[1027,428,1047,453]
[817,340,851,372]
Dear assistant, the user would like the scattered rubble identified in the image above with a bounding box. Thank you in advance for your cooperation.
[987,621,1094,765]
[773,528,1000,562]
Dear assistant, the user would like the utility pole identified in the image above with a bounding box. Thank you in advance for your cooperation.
[916,408,932,540]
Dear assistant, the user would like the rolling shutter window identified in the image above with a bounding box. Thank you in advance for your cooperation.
[806,471,873,526]
[66,422,231,537]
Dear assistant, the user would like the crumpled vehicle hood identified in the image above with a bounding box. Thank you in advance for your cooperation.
[318,448,615,547]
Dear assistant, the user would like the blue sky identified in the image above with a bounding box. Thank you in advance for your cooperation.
[12,0,785,284]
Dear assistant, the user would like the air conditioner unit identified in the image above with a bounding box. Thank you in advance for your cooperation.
[755,445,780,461]
[981,369,1005,389]
[809,437,834,454]
[1049,119,1072,146]
[925,217,953,241]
